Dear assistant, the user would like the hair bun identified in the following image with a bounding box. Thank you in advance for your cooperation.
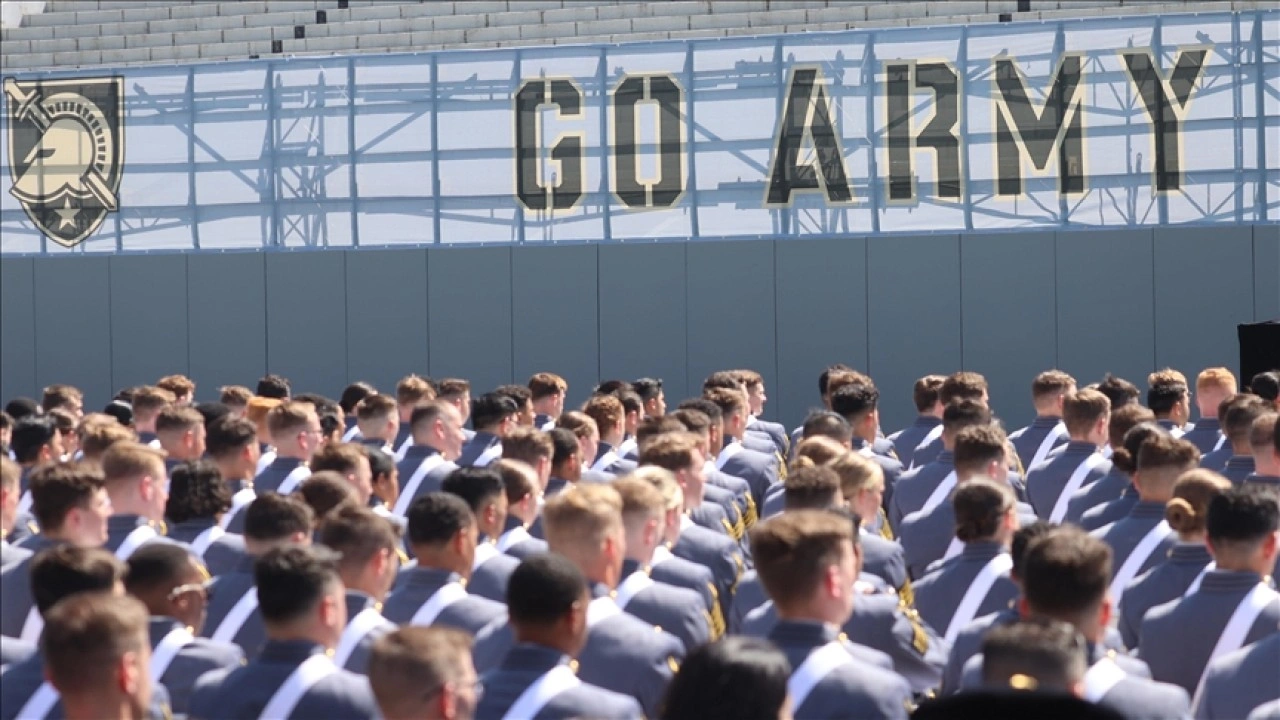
[1165,496,1198,532]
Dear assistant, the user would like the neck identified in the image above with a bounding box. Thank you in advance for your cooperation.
[623,537,655,566]
[601,433,623,448]
[266,623,331,649]
[1035,410,1060,419]
[1068,434,1097,447]
[478,426,501,437]
[1211,550,1267,575]
[136,420,156,433]
[1230,442,1251,456]
[62,695,133,720]
[214,458,250,481]
[1254,458,1280,476]
[515,627,577,657]
[1178,531,1207,544]
[415,436,444,454]
[774,600,842,627]
[273,445,306,461]
[340,572,382,601]
[109,499,154,522]
[411,548,469,578]
[359,428,387,442]
[554,464,580,482]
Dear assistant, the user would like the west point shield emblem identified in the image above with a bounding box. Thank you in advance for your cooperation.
[4,75,123,247]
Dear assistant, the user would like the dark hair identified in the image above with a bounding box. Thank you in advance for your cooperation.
[40,593,149,696]
[1147,381,1188,416]
[1021,527,1111,617]
[1250,371,1280,402]
[631,378,664,403]
[319,505,400,573]
[102,400,133,427]
[1109,422,1166,475]
[243,492,315,542]
[943,399,992,437]
[594,380,628,396]
[1223,395,1271,444]
[818,364,854,396]
[166,459,232,524]
[494,384,532,408]
[339,382,378,414]
[801,411,853,443]
[254,545,342,625]
[204,416,257,459]
[661,636,791,720]
[830,383,879,422]
[613,389,643,416]
[954,478,1015,542]
[471,392,519,431]
[125,542,198,598]
[11,415,58,463]
[441,466,505,513]
[407,492,474,546]
[29,461,106,532]
[506,553,587,625]
[1095,374,1141,410]
[30,545,126,615]
[1206,484,1280,546]
[549,428,579,467]
[676,397,722,424]
[194,402,232,428]
[1108,404,1156,452]
[4,398,40,422]
[294,393,341,419]
[1011,521,1055,580]
[365,446,395,481]
[410,402,452,434]
[296,471,357,522]
[255,374,292,400]
[981,617,1088,693]
[912,375,946,413]
[939,372,988,405]
[782,463,842,511]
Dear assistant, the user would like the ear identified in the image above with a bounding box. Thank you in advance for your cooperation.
[1098,594,1113,628]
[118,650,141,695]
[1017,596,1030,618]
[824,563,842,598]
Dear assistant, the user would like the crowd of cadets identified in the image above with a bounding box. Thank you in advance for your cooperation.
[0,366,1278,720]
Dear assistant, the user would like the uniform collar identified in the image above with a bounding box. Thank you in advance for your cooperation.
[768,619,840,649]
[1126,500,1169,519]
[1167,543,1212,566]
[472,431,500,446]
[402,444,440,460]
[545,477,569,497]
[18,534,63,553]
[1060,440,1099,456]
[934,450,955,466]
[915,416,943,429]
[401,566,462,591]
[1032,416,1063,429]
[1244,474,1280,486]
[1225,456,1256,472]
[258,639,328,664]
[1192,418,1220,432]
[503,514,526,533]
[960,541,1007,561]
[503,643,571,673]
[147,616,191,645]
[1199,569,1266,592]
[232,553,258,574]
[589,581,614,600]
[108,514,154,533]
[267,456,304,472]
[170,517,217,535]
[344,589,379,615]
[1156,419,1183,432]
[621,557,645,577]
[594,442,616,463]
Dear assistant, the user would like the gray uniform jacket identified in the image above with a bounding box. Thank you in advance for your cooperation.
[199,553,267,660]
[1081,486,1140,532]
[1181,419,1224,455]
[578,583,685,718]
[852,437,906,511]
[0,539,30,570]
[900,499,1036,581]
[394,445,459,507]
[6,511,38,546]
[1066,468,1133,524]
[382,566,512,672]
[470,541,521,604]
[1245,473,1280,488]
[189,639,378,720]
[1139,570,1280,696]
[592,442,638,476]
[1194,632,1280,720]
[0,535,62,638]
[498,515,549,560]
[889,450,955,530]
[166,518,247,576]
[671,523,744,622]
[475,643,643,720]
[0,635,34,670]
[251,456,307,496]
[649,552,720,631]
[617,559,711,652]
[889,417,943,470]
[1116,543,1213,650]
[1009,416,1070,471]
[912,542,1019,638]
[104,514,175,556]
[1222,456,1257,484]
[148,616,244,716]
[337,590,396,675]
[1092,501,1178,589]
[717,440,780,507]
[1200,445,1231,472]
[1024,441,1112,520]
[766,619,913,720]
[912,434,946,470]
[2,651,173,720]
[748,417,790,456]
[458,431,502,467]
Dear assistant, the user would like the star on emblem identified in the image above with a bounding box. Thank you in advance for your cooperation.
[53,197,79,230]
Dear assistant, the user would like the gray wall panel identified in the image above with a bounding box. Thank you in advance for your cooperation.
[868,234,962,433]
[512,245,599,408]
[187,253,266,400]
[1256,224,1280,321]
[34,256,112,408]
[0,258,36,407]
[427,247,513,394]
[344,248,430,394]
[109,255,189,393]
[598,243,688,404]
[774,237,869,428]
[1056,229,1154,389]
[961,233,1057,429]
[1154,226,1254,377]
[265,251,348,396]
[686,240,777,407]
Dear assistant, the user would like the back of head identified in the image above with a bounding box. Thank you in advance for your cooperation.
[639,432,701,472]
[255,374,291,401]
[124,541,199,601]
[940,371,988,406]
[309,442,367,477]
[155,375,194,403]
[954,477,1016,542]
[645,415,698,454]
[31,545,126,615]
[981,618,1087,695]
[338,382,377,414]
[631,466,684,514]
[354,394,397,429]
[953,424,1008,478]
[826,451,881,499]
[506,553,587,626]
[676,397,722,426]
[1250,371,1280,403]
[267,401,316,442]
[661,636,791,720]
[782,462,841,511]
[254,545,341,626]
[368,627,473,719]
[1110,422,1166,475]
[1135,435,1200,486]
[41,592,150,701]
[219,385,253,409]
[434,379,470,402]
[244,492,315,543]
[155,405,203,437]
[943,398,993,438]
[829,383,878,423]
[528,373,567,401]
[542,483,622,556]
[1197,367,1238,397]
[549,427,579,468]
[1165,469,1232,537]
[1146,369,1188,416]
[582,394,624,434]
[101,441,165,490]
[409,401,453,436]
[1094,374,1141,410]
[793,436,847,466]
[502,427,554,467]
[913,375,946,413]
[702,371,744,394]
[166,459,232,524]
[441,466,505,514]
[29,461,106,533]
[631,378,663,404]
[193,402,230,429]
[1250,413,1279,454]
[318,505,400,576]
[1206,484,1280,550]
[406,492,474,547]
[495,459,538,506]
[4,397,40,422]
[1062,388,1110,436]
[613,476,666,528]
[749,510,854,609]
[1020,527,1111,621]
[131,386,175,420]
[1224,395,1271,445]
[1108,404,1156,451]
[396,375,435,408]
[296,471,358,522]
[801,411,852,444]
[1012,521,1056,581]
[12,415,57,463]
[471,392,518,431]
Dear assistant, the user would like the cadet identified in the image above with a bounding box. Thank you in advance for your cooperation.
[979,617,1088,695]
[495,385,536,428]
[154,406,207,473]
[380,493,511,672]
[1115,469,1229,650]
[639,430,740,542]
[632,378,666,420]
[912,478,1020,644]
[8,415,63,544]
[394,401,466,517]
[1183,369,1237,454]
[368,627,479,720]
[493,459,550,560]
[475,554,644,719]
[662,636,790,720]
[1218,395,1271,483]
[912,372,990,469]
[218,385,251,419]
[0,462,111,641]
[736,369,790,457]
[583,394,638,477]
[101,442,174,560]
[201,493,313,660]
[441,466,521,604]
[528,372,568,431]
[1199,395,1240,472]
[124,543,244,716]
[821,370,899,459]
[669,407,755,531]
[338,381,376,442]
[132,386,176,448]
[501,427,554,493]
[1024,388,1112,521]
[540,427,585,505]
[165,460,248,576]
[316,506,399,674]
[556,412,611,484]
[392,375,435,458]
[188,546,380,719]
[41,594,160,720]
[890,399,991,530]
[349,393,397,456]
[827,450,909,595]
[786,364,855,460]
[435,379,475,442]
[1,456,29,569]
[1078,422,1167,532]
[1138,484,1280,697]
[365,446,402,517]
[204,416,261,532]
[747,509,914,718]
[251,401,320,498]
[701,372,780,457]
[1195,632,1280,720]
[541,483,685,716]
[1065,405,1156,525]
[830,383,906,508]
[1008,370,1076,472]
[888,375,946,470]
[1091,434,1199,601]
[703,388,781,507]
[458,393,519,468]
[308,442,376,511]
[1247,413,1280,487]
[1147,369,1192,437]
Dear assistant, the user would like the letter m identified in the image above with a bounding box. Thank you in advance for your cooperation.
[993,54,1085,196]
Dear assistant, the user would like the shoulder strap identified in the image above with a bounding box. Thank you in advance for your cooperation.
[915,424,944,453]
[496,525,532,553]
[115,524,159,560]
[586,596,623,628]
[411,582,469,626]
[788,641,853,711]
[1029,421,1067,470]
[258,653,339,720]
[944,553,1013,643]
[210,588,259,644]
[1212,433,1226,452]
[219,487,257,530]
[19,605,44,643]
[342,424,362,441]
[1081,657,1128,703]
[1050,452,1106,522]
[650,545,673,568]
[15,682,60,720]
[1108,520,1172,601]
[191,525,226,558]
[393,436,414,462]
[716,442,743,470]
[501,664,582,720]
[943,536,964,561]
[393,454,447,517]
[333,607,387,668]
[1185,562,1215,597]
[473,541,499,571]
[17,490,32,515]
[920,471,958,515]
[150,626,195,681]
[277,465,312,495]
[615,572,657,611]
[475,442,503,467]
[591,450,620,472]
[1194,582,1280,701]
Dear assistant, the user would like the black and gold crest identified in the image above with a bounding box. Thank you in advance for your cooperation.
[4,75,123,247]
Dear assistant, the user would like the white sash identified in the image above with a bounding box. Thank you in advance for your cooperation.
[650,545,674,568]
[1101,444,1113,459]
[393,453,447,517]
[150,626,194,681]
[334,607,387,667]
[210,588,259,643]
[191,525,225,558]
[591,450,620,473]
[342,424,362,441]
[538,419,556,432]
[255,450,276,475]
[1196,582,1280,698]
[393,435,414,462]
[475,442,503,467]
[944,536,964,561]
[15,682,59,720]
[258,653,338,720]
[277,465,312,495]
[219,486,257,530]
[1185,562,1215,596]
[788,641,853,710]
[1029,421,1067,470]
[473,541,499,571]
[716,442,744,471]
[1108,520,1172,601]
[1170,425,1185,439]
[915,424,944,454]
[1081,657,1128,702]
[1211,433,1226,452]
[19,606,43,643]
[857,444,876,458]
[615,572,656,611]
[944,553,1013,643]
[115,524,159,560]
[17,490,32,515]
[411,582,469,625]
[1050,452,1106,522]
[617,437,638,458]
[147,437,162,450]
[497,525,532,553]
[502,664,582,720]
[920,471,958,515]
[586,596,623,628]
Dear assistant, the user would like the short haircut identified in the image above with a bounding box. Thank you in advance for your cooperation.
[1011,520,1055,580]
[296,471,357,522]
[366,446,395,481]
[254,545,341,624]
[802,411,852,444]
[648,414,697,448]
[79,416,136,461]
[613,476,666,524]
[406,492,474,546]
[1148,368,1188,387]
[631,378,663,403]
[826,451,882,500]
[155,374,193,398]
[309,442,367,477]
[267,401,316,440]
[1206,484,1280,547]
[1196,367,1238,394]
[954,478,1016,542]
[661,636,792,720]
[337,382,377,414]
[612,389,643,417]
[943,399,993,437]
[243,492,314,542]
[793,436,847,466]
[638,432,701,472]
[409,401,453,434]
[441,466,506,513]
[1095,374,1141,410]
[632,466,683,511]
[818,364,854,396]
[496,459,537,505]
[1108,404,1156,451]
[549,428,580,467]
[29,461,106,532]
[396,375,435,407]
[582,394,624,432]
[506,553,587,625]
[355,394,397,425]
[494,384,532,409]
[913,375,947,412]
[101,442,166,488]
[30,545,126,614]
[677,397,723,425]
[555,411,597,440]
[255,374,291,400]
[733,369,764,389]
[1166,469,1232,536]
[42,384,83,413]
[41,593,149,697]
[829,383,878,423]
[528,373,568,400]
[751,510,854,607]
[166,460,232,524]
[824,370,873,396]
[1251,371,1280,402]
[368,628,473,715]
[1136,435,1200,476]
[205,416,257,459]
[1250,413,1279,450]
[1021,527,1111,618]
[1147,371,1189,415]
[245,397,282,432]
[1109,422,1167,475]
[1224,395,1271,444]
[47,408,77,438]
[939,371,988,405]
[981,618,1088,693]
[703,388,747,418]
[542,484,623,553]
[702,371,744,393]
[125,542,200,600]
[783,462,842,511]
[1062,388,1110,436]
[1032,370,1077,401]
[131,387,175,421]
[953,424,1008,477]
[194,402,231,428]
[319,505,400,574]
[11,415,58,463]
[6,397,41,421]
[219,385,253,407]
[434,378,471,401]
[502,427,554,466]
[471,392,519,430]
